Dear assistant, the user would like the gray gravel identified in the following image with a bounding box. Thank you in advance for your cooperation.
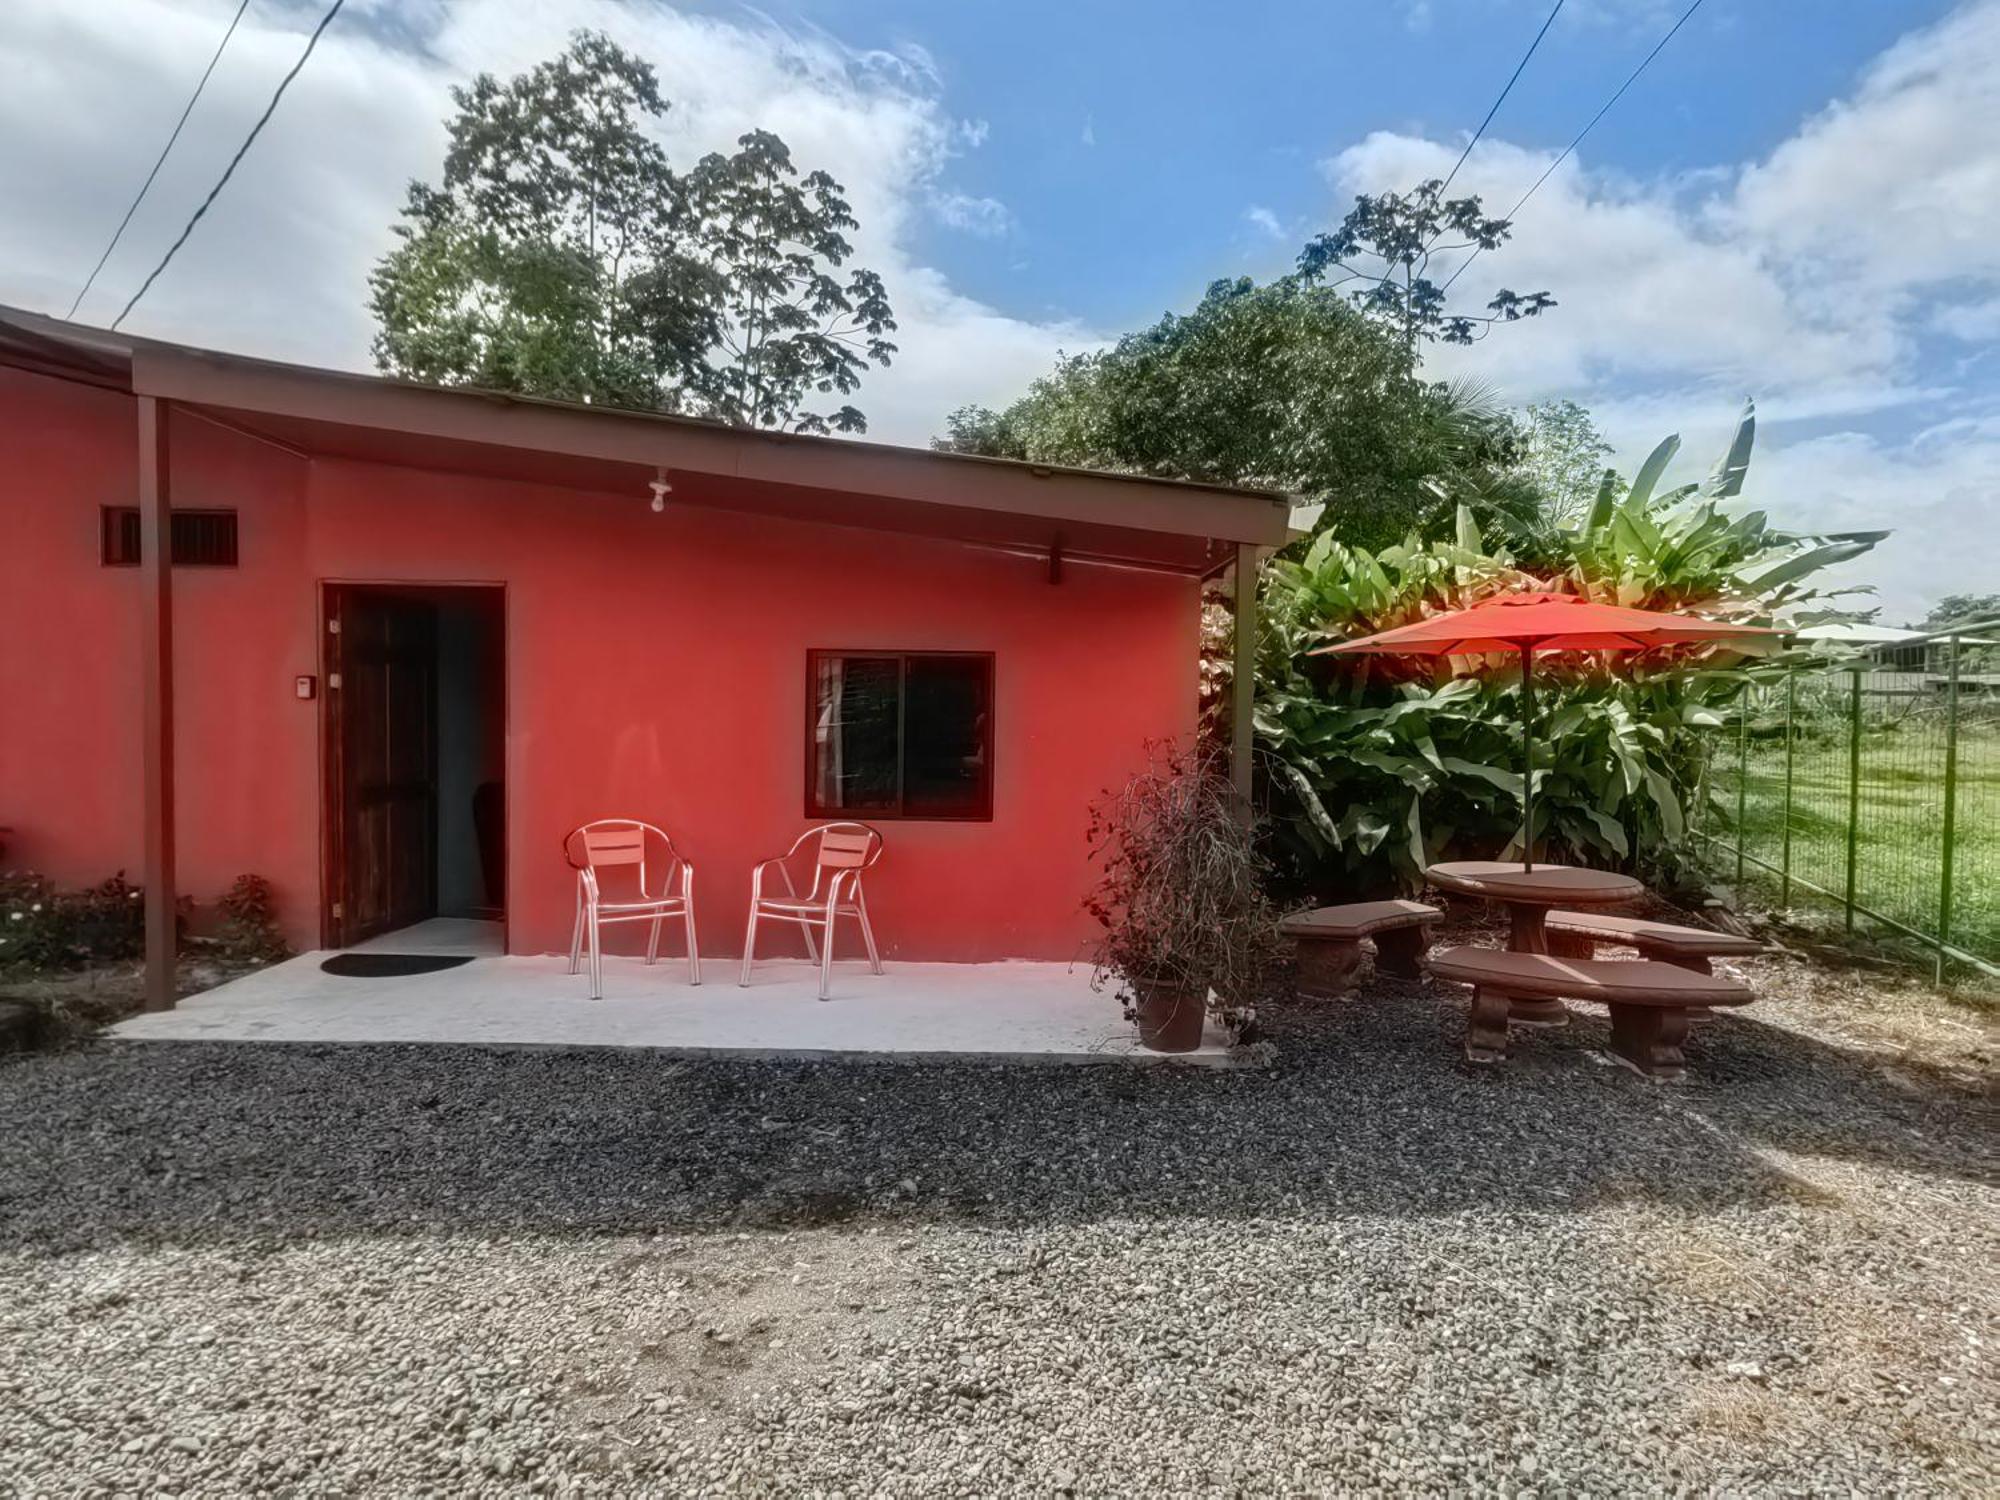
[1,953,1993,1495]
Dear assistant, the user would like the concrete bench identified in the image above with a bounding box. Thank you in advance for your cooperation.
[1427,946,1753,1079]
[1544,910,1764,972]
[1280,900,1441,997]
[1544,911,1765,1024]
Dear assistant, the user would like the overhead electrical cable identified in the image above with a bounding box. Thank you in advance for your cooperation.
[111,0,346,331]
[69,0,254,319]
[1441,0,1708,295]
[1437,0,1567,194]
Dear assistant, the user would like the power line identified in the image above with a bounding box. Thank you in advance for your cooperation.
[69,0,253,320]
[111,0,346,332]
[1442,0,1708,296]
[1438,0,1567,195]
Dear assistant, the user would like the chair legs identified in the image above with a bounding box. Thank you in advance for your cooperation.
[575,898,700,998]
[855,887,883,975]
[739,907,760,987]
[740,900,881,997]
[818,896,838,1001]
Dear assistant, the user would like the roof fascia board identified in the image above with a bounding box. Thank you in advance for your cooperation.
[131,347,1291,547]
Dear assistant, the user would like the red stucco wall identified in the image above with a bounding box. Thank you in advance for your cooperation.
[0,369,1199,961]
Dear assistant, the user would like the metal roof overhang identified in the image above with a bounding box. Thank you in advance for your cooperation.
[0,306,1292,575]
[1,308,1294,572]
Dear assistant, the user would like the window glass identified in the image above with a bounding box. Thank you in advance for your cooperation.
[811,655,900,811]
[807,652,992,820]
[903,656,990,817]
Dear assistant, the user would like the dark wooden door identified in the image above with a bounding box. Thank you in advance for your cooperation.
[326,588,438,947]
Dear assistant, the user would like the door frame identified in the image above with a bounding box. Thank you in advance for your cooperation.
[318,580,508,951]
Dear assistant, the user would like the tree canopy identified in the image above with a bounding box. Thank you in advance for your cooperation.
[1508,399,1623,526]
[1923,593,2000,632]
[936,276,1534,549]
[1295,180,1553,351]
[369,31,895,433]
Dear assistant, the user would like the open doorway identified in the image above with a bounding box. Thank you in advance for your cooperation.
[322,584,505,953]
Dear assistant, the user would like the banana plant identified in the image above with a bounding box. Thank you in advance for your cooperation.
[1253,401,1881,896]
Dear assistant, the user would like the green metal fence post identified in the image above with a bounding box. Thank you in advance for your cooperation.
[1936,637,1962,985]
[1780,672,1795,910]
[1844,666,1863,934]
[1735,705,1749,894]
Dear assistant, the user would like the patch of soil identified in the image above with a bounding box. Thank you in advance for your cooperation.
[0,954,273,1044]
[560,1229,922,1467]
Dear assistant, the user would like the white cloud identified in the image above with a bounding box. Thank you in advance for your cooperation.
[1243,205,1285,241]
[1079,114,1095,147]
[0,0,1086,442]
[931,191,1013,238]
[1726,1,2000,298]
[1321,132,1903,401]
[1314,2,2000,621]
[1747,427,2000,628]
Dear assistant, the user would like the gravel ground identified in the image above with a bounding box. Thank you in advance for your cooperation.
[1,927,1993,1496]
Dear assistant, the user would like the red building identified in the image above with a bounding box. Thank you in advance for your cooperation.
[0,309,1286,1007]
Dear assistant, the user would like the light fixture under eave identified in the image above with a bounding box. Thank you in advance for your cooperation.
[649,467,674,513]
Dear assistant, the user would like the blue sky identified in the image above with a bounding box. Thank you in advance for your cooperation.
[2,0,1995,621]
[845,0,1961,325]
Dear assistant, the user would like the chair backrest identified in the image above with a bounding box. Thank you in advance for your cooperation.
[564,819,681,894]
[579,824,646,867]
[790,821,882,900]
[815,824,881,871]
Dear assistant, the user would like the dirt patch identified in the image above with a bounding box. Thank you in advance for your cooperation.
[0,954,271,1044]
[1637,1180,1996,1481]
[559,1229,922,1468]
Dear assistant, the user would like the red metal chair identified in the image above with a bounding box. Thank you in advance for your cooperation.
[563,820,701,998]
[740,822,884,1000]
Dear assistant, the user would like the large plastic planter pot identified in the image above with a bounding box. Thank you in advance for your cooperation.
[1131,983,1206,1052]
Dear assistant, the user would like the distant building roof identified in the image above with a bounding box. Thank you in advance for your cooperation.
[1796,622,1999,647]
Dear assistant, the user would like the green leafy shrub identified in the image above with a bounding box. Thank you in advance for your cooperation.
[0,871,286,972]
[1253,402,1883,896]
[0,871,147,968]
[215,873,289,964]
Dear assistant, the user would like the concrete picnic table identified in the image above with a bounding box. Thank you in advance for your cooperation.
[1425,860,1644,1026]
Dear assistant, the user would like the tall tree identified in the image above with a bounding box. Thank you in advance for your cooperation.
[369,31,894,431]
[1511,399,1622,524]
[1922,593,2000,631]
[682,131,896,434]
[1295,179,1553,352]
[936,277,1527,549]
[370,33,715,410]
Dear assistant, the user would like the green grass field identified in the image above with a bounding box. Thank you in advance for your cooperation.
[1707,712,1999,969]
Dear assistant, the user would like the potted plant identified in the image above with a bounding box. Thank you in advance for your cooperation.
[1085,744,1286,1052]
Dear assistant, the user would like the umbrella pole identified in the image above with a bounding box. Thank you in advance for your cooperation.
[1520,642,1535,872]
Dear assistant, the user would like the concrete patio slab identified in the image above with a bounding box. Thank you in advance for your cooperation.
[112,925,1238,1065]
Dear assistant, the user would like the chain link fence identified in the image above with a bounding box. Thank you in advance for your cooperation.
[1692,635,1999,982]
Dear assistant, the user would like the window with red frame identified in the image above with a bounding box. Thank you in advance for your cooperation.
[806,651,992,820]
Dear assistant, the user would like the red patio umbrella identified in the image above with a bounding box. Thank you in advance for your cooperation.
[1312,591,1781,870]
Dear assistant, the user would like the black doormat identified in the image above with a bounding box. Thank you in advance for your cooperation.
[320,953,475,978]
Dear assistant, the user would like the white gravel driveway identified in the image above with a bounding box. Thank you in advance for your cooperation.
[1,956,1993,1495]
